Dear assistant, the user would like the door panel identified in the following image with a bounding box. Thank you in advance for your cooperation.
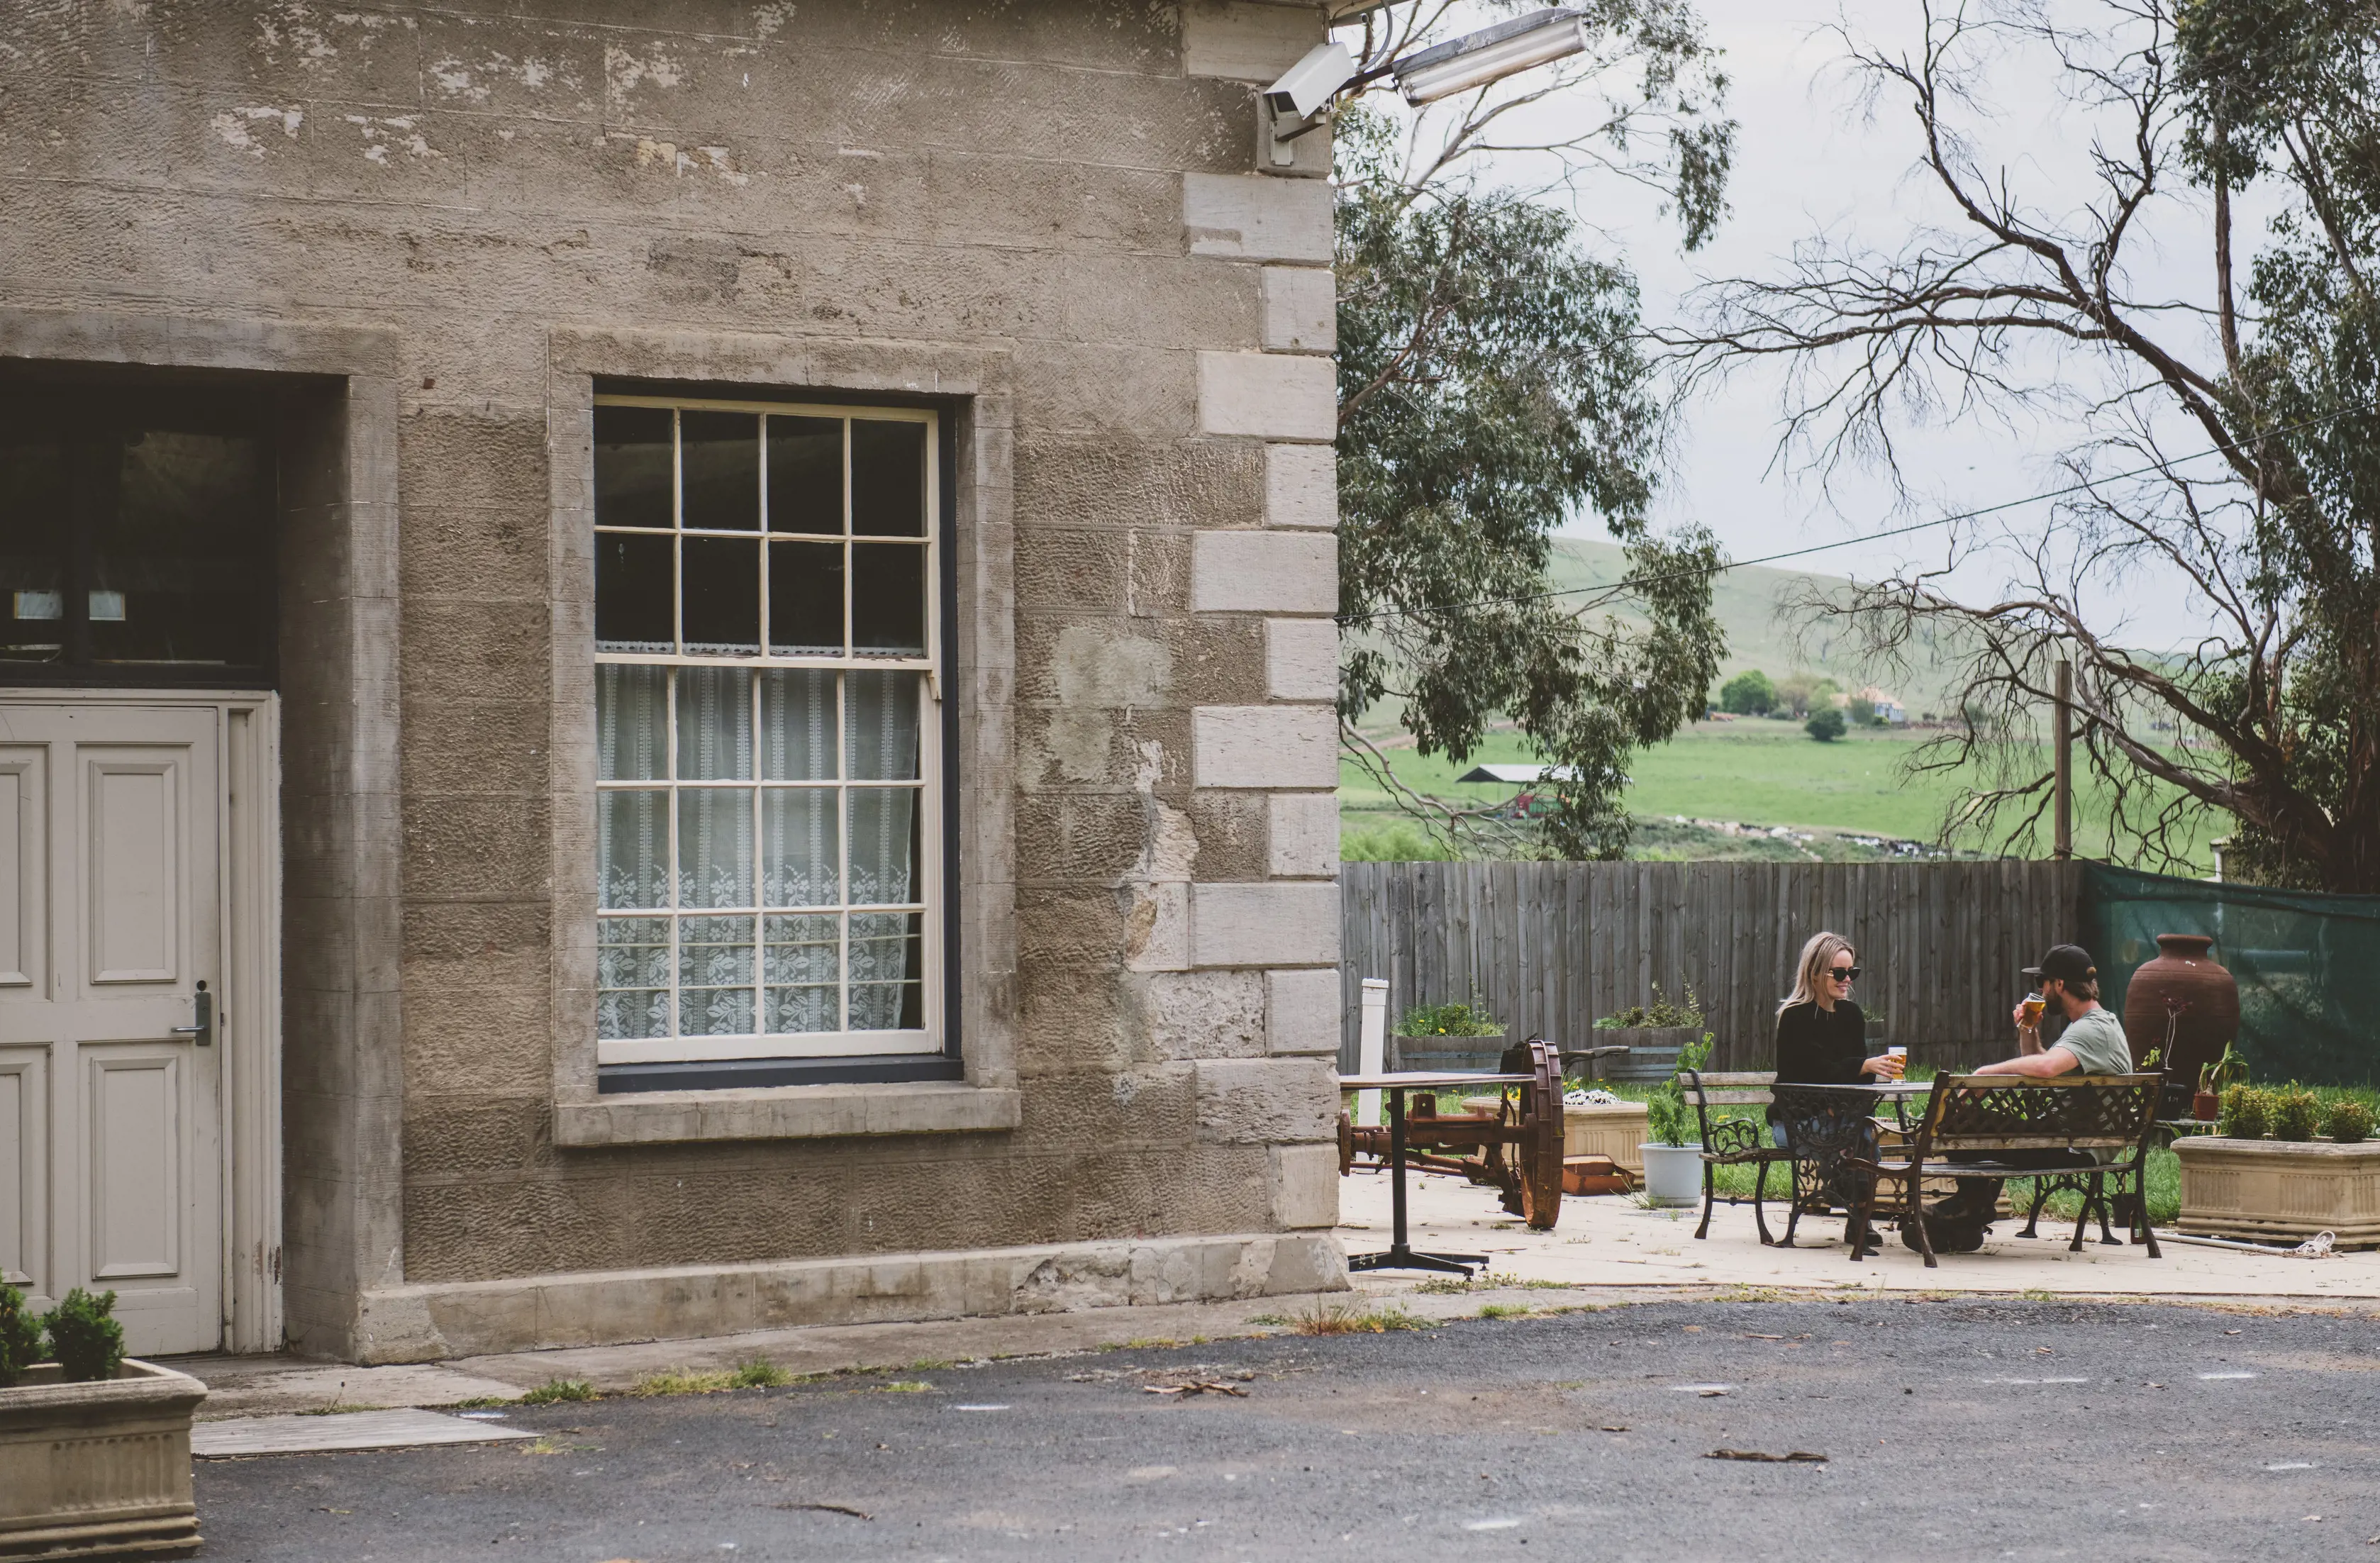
[87,757,181,985]
[87,1047,179,1279]
[0,751,42,987]
[0,1046,44,1291]
[0,703,220,1355]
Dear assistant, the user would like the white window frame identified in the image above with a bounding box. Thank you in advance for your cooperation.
[591,394,942,1067]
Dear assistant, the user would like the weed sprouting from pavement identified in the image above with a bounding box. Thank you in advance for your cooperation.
[520,1379,596,1404]
[1290,1303,1429,1335]
[1477,1303,1531,1320]
[733,1358,792,1389]
[876,1380,935,1394]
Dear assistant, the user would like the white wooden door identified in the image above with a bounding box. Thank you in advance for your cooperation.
[0,703,222,1357]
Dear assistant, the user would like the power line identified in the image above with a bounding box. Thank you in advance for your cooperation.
[1337,404,2365,628]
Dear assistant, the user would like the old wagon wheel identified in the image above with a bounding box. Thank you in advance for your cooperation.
[1501,1039,1567,1231]
[1337,1109,1355,1176]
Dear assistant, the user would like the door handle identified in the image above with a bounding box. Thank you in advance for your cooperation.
[170,981,213,1047]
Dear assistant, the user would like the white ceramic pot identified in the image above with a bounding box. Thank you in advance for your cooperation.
[1639,1142,1703,1207]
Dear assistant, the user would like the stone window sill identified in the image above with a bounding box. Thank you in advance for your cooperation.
[555,1081,1021,1147]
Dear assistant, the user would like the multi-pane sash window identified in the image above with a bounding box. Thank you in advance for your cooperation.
[592,398,939,1065]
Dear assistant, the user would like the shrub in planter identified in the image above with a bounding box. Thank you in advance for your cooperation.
[2325,1100,2374,1145]
[43,1286,124,1383]
[0,1280,44,1387]
[2218,1084,2271,1140]
[2271,1089,2324,1143]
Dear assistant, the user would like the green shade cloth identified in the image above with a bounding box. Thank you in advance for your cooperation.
[2084,862,2380,1087]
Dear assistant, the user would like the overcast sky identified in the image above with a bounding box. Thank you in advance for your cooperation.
[1500,0,2242,652]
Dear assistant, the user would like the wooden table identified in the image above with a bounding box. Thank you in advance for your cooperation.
[1338,1072,1534,1277]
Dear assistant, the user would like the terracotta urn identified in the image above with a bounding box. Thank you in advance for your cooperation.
[2120,933,2240,1095]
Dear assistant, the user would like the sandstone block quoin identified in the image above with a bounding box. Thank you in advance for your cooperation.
[1181,0,1328,82]
[1265,791,1338,878]
[1194,1057,1338,1144]
[1184,173,1335,262]
[1194,704,1338,789]
[1265,443,1338,528]
[1260,265,1336,352]
[1191,529,1337,614]
[1265,966,1342,1056]
[1198,352,1337,440]
[1265,616,1338,700]
[1192,881,1340,968]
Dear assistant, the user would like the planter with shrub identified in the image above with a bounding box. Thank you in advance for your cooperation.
[1592,988,1706,1083]
[1389,999,1508,1073]
[0,1284,205,1559]
[2176,1086,2380,1249]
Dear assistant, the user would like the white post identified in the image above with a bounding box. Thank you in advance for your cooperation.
[1357,978,1389,1125]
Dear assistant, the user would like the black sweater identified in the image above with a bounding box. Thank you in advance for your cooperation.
[1771,999,1875,1114]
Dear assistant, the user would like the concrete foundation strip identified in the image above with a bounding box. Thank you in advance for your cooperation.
[192,1408,540,1457]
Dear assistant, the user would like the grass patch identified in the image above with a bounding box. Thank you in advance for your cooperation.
[1244,1314,1289,1327]
[1477,1303,1531,1320]
[876,1380,935,1394]
[1289,1303,1430,1335]
[452,1396,511,1411]
[518,1379,596,1405]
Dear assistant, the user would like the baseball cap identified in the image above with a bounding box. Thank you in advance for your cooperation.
[2023,944,2096,984]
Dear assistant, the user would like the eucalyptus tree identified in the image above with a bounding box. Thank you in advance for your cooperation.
[1329,1,1737,858]
[1671,0,2380,890]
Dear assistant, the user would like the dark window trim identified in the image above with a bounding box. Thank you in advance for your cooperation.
[591,379,966,1094]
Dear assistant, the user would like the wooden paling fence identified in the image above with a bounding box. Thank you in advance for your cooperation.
[1340,860,2084,1074]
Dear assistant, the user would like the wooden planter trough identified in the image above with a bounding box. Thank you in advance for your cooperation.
[1389,1033,1511,1074]
[0,1359,206,1560]
[1594,1027,1698,1082]
[2174,1137,2380,1249]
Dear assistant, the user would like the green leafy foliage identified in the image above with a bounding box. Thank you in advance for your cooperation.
[2325,1099,2373,1144]
[2271,1087,2324,1142]
[2201,1042,2250,1095]
[1398,1000,1502,1038]
[43,1288,122,1384]
[1594,986,1705,1030]
[519,1378,595,1404]
[0,1281,45,1387]
[1804,708,1846,743]
[1644,1033,1714,1145]
[2219,1084,2271,1139]
[1335,111,1725,861]
[1718,669,1775,715]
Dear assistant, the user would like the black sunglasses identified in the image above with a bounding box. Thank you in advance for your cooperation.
[1828,965,1862,981]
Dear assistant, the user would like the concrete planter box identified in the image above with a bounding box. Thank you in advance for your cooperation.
[1564,1100,1650,1178]
[0,1359,206,1559]
[2174,1136,2380,1249]
[1595,1027,1698,1081]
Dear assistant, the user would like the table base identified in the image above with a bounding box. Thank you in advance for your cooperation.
[1347,1245,1489,1276]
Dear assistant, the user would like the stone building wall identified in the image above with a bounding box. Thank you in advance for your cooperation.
[0,0,1345,1358]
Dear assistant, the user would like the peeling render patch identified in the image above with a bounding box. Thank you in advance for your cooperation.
[606,43,684,96]
[428,50,567,103]
[753,3,797,39]
[617,134,749,184]
[211,105,304,155]
[345,113,435,164]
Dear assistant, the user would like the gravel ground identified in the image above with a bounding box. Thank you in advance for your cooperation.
[193,1297,2379,1562]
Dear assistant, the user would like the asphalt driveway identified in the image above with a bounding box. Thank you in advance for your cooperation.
[192,1297,2378,1561]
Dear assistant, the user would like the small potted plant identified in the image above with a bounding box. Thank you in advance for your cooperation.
[0,1284,206,1555]
[2196,1043,2247,1122]
[1391,998,1507,1073]
[1637,1035,1714,1207]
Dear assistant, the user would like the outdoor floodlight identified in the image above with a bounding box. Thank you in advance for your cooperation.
[1393,7,1589,105]
[1264,40,1359,121]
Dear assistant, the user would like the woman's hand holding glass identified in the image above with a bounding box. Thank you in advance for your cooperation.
[1863,1051,1906,1081]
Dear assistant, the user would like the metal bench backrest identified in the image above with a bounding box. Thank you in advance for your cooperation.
[1912,1074,2162,1155]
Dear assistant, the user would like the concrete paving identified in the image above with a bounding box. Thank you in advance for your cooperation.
[1341,1165,2380,1300]
[189,1296,2380,1561]
[169,1171,2379,1429]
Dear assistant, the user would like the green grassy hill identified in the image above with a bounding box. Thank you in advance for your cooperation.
[1542,535,1973,718]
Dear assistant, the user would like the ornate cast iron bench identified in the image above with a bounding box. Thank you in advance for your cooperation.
[1846,1073,2166,1267]
[1681,1069,1786,1242]
[1684,1072,1896,1247]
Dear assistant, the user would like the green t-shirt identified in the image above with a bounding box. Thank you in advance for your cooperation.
[2052,1006,2134,1074]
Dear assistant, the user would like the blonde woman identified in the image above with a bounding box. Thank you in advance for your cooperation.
[1774,932,1904,1103]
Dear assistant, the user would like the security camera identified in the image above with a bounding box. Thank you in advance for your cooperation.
[1394,7,1589,105]
[1264,40,1358,121]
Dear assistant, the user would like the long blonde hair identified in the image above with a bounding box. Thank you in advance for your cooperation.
[1780,930,1854,1015]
